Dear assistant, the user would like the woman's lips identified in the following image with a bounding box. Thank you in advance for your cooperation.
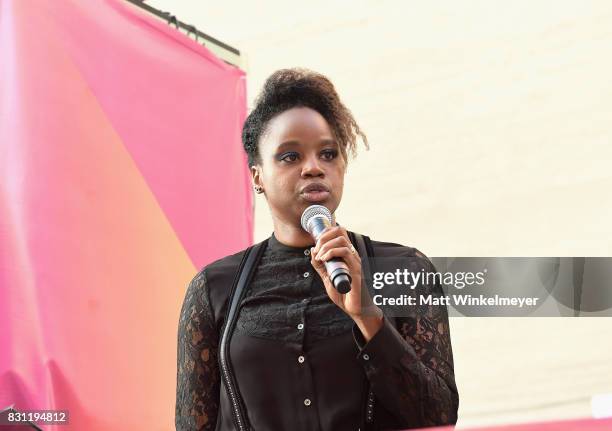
[301,190,330,202]
[300,183,330,202]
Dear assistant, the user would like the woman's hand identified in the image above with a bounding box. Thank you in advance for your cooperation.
[310,225,384,341]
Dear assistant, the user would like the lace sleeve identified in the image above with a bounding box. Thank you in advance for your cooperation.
[354,250,459,428]
[396,251,459,426]
[176,270,220,431]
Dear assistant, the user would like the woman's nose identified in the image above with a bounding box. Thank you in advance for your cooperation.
[301,156,324,177]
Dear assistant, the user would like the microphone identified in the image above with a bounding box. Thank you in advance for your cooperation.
[300,205,352,294]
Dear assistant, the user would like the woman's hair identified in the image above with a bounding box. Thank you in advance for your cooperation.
[242,68,368,167]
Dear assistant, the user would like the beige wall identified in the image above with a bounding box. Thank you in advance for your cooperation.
[149,0,612,427]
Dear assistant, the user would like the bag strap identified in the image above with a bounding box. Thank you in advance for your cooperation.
[351,232,374,289]
[351,232,384,430]
[219,239,268,431]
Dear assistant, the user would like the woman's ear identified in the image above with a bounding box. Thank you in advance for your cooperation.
[251,165,264,193]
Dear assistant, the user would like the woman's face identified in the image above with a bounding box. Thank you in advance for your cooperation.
[252,106,346,226]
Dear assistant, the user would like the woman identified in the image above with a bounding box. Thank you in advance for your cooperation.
[176,68,459,431]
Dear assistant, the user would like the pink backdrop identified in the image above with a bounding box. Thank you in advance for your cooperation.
[0,0,252,429]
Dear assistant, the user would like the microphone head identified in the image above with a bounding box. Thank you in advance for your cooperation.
[301,205,332,234]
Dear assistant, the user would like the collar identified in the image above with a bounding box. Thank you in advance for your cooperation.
[268,232,315,255]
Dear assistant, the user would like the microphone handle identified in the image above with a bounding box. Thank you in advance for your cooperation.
[309,216,352,293]
[324,258,352,294]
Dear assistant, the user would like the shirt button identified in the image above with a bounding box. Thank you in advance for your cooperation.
[304,249,311,256]
[298,355,305,363]
[304,398,311,406]
[363,354,370,361]
[297,323,304,330]
[303,271,310,278]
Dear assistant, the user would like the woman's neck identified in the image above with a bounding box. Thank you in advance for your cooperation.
[273,221,314,248]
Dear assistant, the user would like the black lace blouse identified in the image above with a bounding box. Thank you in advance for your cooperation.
[176,233,459,430]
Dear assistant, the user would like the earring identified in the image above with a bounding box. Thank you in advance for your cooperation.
[254,186,263,194]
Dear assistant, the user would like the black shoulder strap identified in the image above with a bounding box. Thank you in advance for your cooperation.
[351,232,374,281]
[351,233,390,430]
[219,239,268,431]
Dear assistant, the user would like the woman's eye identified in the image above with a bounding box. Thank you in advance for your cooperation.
[280,152,299,162]
[321,150,338,160]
